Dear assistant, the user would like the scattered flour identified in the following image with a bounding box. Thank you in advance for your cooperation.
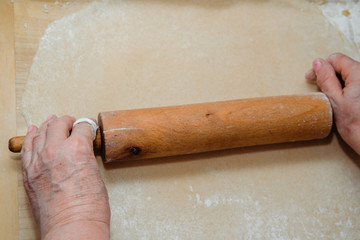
[316,1,360,53]
[20,0,360,239]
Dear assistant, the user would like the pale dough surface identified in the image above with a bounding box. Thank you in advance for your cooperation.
[21,0,360,239]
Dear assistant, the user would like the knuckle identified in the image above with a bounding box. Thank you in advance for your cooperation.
[322,71,333,81]
[328,52,359,68]
[62,115,76,124]
[47,116,65,127]
[21,145,32,156]
[32,134,43,145]
[69,136,92,153]
[318,70,334,84]
[43,144,57,159]
[327,52,344,61]
[46,119,58,128]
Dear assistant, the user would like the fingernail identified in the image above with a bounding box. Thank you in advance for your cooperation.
[27,125,34,133]
[313,59,322,73]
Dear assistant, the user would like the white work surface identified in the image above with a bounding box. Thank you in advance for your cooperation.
[14,0,360,239]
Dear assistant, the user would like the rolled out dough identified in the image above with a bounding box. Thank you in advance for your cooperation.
[21,0,360,239]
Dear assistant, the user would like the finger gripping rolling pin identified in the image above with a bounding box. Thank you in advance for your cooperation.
[9,93,333,163]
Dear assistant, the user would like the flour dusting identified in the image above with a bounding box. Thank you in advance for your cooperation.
[20,0,360,239]
[316,1,360,53]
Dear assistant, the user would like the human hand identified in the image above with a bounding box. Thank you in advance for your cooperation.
[306,53,360,154]
[21,115,110,240]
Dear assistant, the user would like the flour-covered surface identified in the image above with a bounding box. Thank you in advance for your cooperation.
[316,0,360,53]
[19,0,360,239]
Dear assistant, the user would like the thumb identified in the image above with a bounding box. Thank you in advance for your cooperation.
[313,58,342,102]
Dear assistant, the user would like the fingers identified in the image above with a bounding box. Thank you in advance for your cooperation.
[22,115,96,164]
[311,58,343,101]
[327,53,360,84]
[21,125,39,168]
[45,115,75,147]
[305,68,316,83]
[31,115,57,157]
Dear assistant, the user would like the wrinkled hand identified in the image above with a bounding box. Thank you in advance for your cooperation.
[21,115,110,240]
[306,53,360,154]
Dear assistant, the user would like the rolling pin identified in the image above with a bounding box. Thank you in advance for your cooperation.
[9,93,333,163]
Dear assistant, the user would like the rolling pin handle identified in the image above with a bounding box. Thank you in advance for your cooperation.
[8,129,102,153]
[8,136,24,153]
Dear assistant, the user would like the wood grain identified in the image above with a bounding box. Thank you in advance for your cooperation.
[0,1,18,239]
[99,93,333,162]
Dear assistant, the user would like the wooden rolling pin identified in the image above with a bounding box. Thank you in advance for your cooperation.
[9,93,333,162]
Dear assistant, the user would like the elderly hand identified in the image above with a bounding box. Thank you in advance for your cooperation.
[306,53,360,154]
[21,115,110,240]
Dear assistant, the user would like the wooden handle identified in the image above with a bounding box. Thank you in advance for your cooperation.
[98,93,333,163]
[8,136,25,153]
[8,129,102,153]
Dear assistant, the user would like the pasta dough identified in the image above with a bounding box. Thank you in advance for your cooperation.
[21,0,360,239]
